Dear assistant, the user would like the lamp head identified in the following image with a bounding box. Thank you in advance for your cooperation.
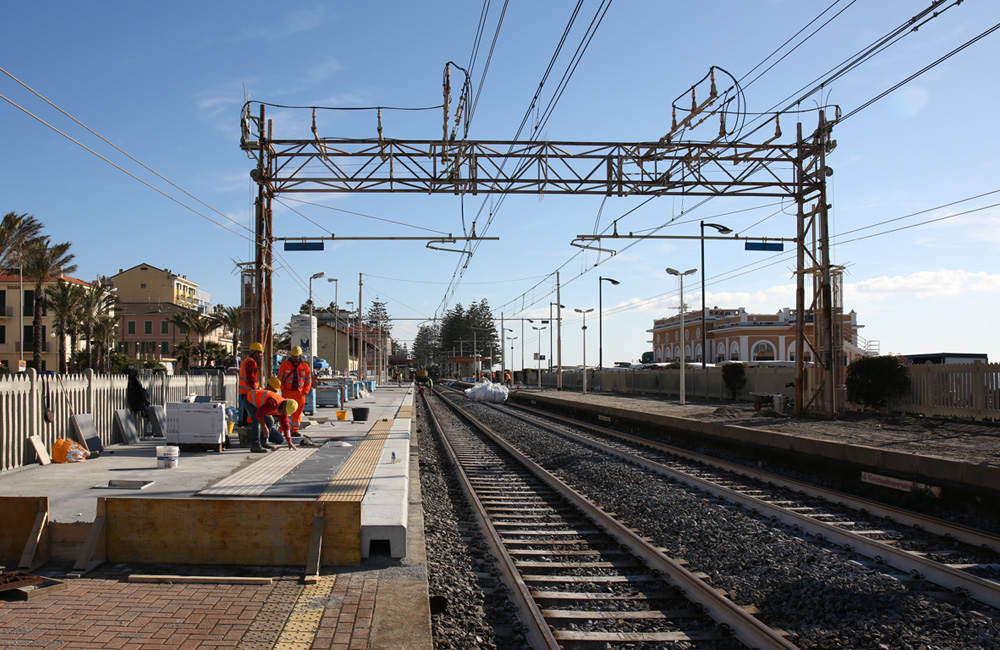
[703,222,733,235]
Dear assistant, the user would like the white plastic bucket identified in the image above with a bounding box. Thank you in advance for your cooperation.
[156,445,179,469]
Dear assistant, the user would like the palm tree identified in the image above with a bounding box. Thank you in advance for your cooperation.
[0,212,43,271]
[173,339,197,371]
[44,281,86,373]
[22,238,76,370]
[210,305,242,360]
[92,313,118,373]
[188,316,219,366]
[78,285,117,370]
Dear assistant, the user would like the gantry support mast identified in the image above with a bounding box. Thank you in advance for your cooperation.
[241,98,842,416]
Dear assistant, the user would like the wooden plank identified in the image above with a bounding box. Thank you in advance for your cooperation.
[28,435,50,465]
[304,514,325,583]
[103,498,361,567]
[18,510,48,569]
[11,578,68,600]
[128,575,273,585]
[73,516,105,572]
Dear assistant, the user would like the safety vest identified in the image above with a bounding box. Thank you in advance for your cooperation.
[247,388,282,410]
[278,359,311,393]
[238,356,259,396]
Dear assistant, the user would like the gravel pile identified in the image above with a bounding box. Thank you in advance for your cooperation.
[415,403,532,650]
[462,399,1000,650]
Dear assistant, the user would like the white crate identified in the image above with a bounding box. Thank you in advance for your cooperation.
[165,402,226,445]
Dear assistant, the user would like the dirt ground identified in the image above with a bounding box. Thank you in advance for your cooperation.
[690,403,1000,467]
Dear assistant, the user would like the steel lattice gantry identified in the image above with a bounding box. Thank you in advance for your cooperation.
[242,105,842,416]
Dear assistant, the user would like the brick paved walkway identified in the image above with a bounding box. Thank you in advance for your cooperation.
[0,567,379,650]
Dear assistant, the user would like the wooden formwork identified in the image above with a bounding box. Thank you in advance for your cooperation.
[0,496,49,568]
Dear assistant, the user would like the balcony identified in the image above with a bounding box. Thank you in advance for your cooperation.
[0,305,12,318]
[15,341,49,353]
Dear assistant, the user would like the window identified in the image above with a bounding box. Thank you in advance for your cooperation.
[751,341,776,361]
[142,341,156,353]
[127,321,136,335]
[144,321,153,335]
[140,283,146,289]
[160,341,169,354]
[161,321,169,335]
[0,325,4,344]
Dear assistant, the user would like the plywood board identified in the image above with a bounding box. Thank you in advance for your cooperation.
[103,498,361,567]
[70,414,101,452]
[28,435,50,465]
[148,405,166,437]
[0,497,48,562]
[112,410,140,445]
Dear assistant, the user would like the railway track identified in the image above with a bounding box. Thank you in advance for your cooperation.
[423,388,799,650]
[474,392,1000,610]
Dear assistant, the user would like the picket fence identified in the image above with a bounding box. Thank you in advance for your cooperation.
[0,369,238,472]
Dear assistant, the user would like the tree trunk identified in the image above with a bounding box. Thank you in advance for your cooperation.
[32,299,44,371]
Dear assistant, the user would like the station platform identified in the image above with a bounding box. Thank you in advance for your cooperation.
[508,388,1000,503]
[0,384,432,650]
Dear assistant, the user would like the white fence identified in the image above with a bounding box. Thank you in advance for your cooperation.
[0,369,238,473]
[890,361,1000,421]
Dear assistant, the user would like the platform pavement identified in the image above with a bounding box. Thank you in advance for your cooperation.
[0,384,432,650]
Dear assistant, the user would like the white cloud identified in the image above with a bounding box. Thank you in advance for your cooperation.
[847,269,1000,300]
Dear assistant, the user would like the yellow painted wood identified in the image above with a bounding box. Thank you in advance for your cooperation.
[0,496,47,561]
[102,497,362,566]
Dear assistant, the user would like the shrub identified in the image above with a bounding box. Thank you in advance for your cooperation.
[846,355,910,410]
[722,362,747,400]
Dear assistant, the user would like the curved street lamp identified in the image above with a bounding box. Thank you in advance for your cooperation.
[666,268,697,405]
[574,308,594,394]
[532,325,547,388]
[700,222,732,368]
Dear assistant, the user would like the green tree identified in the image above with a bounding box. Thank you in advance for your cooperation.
[0,211,43,271]
[439,299,498,367]
[78,284,117,370]
[210,305,242,359]
[365,300,392,332]
[846,355,911,410]
[92,313,118,373]
[413,323,441,369]
[22,238,76,370]
[44,280,86,373]
[722,362,747,400]
[188,315,220,366]
[173,339,198,371]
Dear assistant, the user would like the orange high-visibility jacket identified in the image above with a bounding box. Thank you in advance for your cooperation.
[246,388,291,438]
[238,355,259,397]
[277,359,312,394]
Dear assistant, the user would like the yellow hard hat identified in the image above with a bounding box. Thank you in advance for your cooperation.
[284,399,298,415]
[268,376,281,390]
[250,342,263,352]
[290,346,303,356]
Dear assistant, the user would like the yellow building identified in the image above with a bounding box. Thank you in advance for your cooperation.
[110,263,210,314]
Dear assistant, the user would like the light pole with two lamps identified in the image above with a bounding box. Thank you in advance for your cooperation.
[666,268,696,405]
[532,325,547,388]
[598,277,619,369]
[327,277,338,375]
[700,222,732,367]
[508,335,517,382]
[574,308,594,394]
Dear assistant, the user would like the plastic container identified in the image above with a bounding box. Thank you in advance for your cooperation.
[336,410,348,421]
[351,407,370,422]
[156,445,179,469]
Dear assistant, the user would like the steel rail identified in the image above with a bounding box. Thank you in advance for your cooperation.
[494,399,1000,609]
[420,390,560,650]
[434,388,799,650]
[506,399,1000,553]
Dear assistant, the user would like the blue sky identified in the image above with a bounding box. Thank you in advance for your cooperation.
[3,1,999,367]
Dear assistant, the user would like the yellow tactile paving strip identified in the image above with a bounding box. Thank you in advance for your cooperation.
[318,419,393,502]
[198,448,318,496]
[274,575,335,650]
[397,404,412,419]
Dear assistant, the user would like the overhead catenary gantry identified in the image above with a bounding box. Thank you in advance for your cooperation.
[240,71,842,417]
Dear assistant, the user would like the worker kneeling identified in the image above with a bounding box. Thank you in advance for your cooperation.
[277,346,312,439]
[246,384,299,453]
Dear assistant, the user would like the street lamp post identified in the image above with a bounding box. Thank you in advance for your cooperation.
[508,336,517,380]
[532,326,547,388]
[328,278,338,375]
[700,222,732,368]
[548,302,563,371]
[598,277,619,370]
[308,272,326,379]
[345,301,354,375]
[574,308,594,394]
[666,268,697,405]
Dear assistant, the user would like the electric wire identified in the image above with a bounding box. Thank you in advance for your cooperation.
[276,197,453,235]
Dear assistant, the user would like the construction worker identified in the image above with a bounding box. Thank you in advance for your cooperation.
[277,345,312,439]
[245,384,298,452]
[238,342,263,427]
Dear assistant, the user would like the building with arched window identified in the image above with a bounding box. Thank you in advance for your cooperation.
[648,306,871,365]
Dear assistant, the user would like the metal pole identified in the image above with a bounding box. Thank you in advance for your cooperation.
[582,312,588,395]
[332,278,338,375]
[700,223,706,369]
[679,273,686,405]
[557,271,563,391]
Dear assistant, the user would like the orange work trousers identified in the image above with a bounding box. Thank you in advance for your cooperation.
[281,389,307,436]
